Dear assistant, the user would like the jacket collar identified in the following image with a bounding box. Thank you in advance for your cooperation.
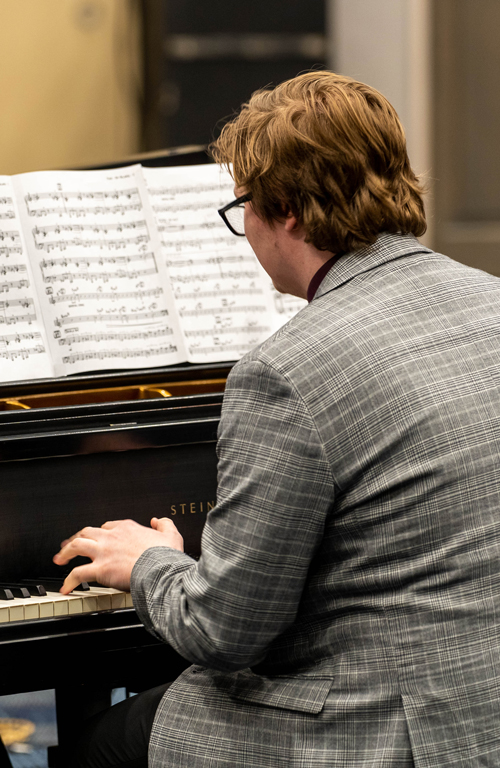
[313,233,433,301]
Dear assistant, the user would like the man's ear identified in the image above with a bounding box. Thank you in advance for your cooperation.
[284,212,302,234]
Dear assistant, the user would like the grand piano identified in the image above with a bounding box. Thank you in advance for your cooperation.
[0,147,233,765]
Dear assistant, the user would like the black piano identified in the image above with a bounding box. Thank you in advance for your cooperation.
[0,146,232,766]
[0,360,230,763]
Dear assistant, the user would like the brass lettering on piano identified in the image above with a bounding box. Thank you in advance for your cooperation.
[169,500,215,515]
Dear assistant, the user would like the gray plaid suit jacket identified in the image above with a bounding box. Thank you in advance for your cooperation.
[132,233,500,767]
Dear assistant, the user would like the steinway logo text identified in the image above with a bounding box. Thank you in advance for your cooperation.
[169,501,215,515]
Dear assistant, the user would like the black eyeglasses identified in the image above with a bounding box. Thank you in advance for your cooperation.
[218,193,252,236]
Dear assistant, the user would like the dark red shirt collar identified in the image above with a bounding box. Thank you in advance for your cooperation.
[307,253,344,302]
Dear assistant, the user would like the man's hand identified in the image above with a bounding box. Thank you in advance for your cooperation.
[53,517,184,595]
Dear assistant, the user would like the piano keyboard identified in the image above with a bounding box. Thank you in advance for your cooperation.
[0,586,133,623]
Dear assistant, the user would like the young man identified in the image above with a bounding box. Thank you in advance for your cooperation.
[56,72,500,767]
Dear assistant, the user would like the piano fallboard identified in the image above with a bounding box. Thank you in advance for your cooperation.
[0,389,223,580]
[0,608,189,697]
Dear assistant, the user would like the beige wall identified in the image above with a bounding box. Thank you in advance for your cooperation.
[0,0,142,175]
[326,0,433,246]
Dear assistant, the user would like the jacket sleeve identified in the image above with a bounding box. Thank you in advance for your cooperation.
[131,357,336,672]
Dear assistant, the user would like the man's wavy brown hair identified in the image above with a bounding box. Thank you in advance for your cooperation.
[210,71,427,254]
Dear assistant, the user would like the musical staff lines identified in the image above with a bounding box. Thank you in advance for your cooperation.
[172,271,260,284]
[148,183,220,197]
[32,219,149,253]
[175,288,263,300]
[39,252,157,270]
[0,179,52,375]
[185,325,270,338]
[0,330,42,343]
[0,279,30,293]
[24,188,141,216]
[48,287,164,304]
[14,166,186,373]
[34,234,149,253]
[27,203,143,218]
[187,342,264,356]
[0,263,27,276]
[57,327,174,346]
[0,298,35,310]
[0,312,37,326]
[62,344,178,365]
[54,309,169,327]
[163,235,236,253]
[178,304,267,317]
[33,220,148,238]
[0,246,23,258]
[166,254,255,269]
[0,326,44,362]
[143,163,279,364]
[0,230,21,244]
[158,221,221,234]
[0,344,45,361]
[0,298,37,327]
[43,267,158,284]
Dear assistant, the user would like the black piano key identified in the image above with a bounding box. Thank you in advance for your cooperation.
[17,582,47,597]
[1,585,31,599]
[0,588,14,601]
[21,578,90,594]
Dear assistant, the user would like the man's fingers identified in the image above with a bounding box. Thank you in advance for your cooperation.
[53,536,99,566]
[60,565,98,595]
[151,517,175,533]
[101,520,123,530]
[59,526,104,549]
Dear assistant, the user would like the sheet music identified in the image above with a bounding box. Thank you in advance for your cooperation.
[143,164,285,363]
[13,166,185,376]
[267,286,307,331]
[0,177,53,383]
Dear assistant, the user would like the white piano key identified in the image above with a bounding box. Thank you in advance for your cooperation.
[9,596,40,622]
[85,586,133,609]
[0,587,133,622]
[36,592,72,617]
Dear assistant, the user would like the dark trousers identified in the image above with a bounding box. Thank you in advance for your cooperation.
[0,739,12,768]
[70,683,170,768]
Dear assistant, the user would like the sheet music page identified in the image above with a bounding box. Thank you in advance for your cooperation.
[0,176,54,383]
[13,165,186,377]
[267,286,307,333]
[143,163,284,363]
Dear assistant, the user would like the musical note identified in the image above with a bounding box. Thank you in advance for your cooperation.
[0,312,37,325]
[178,304,266,317]
[171,271,260,284]
[62,345,178,365]
[0,345,45,361]
[42,267,158,284]
[0,279,30,293]
[53,309,169,327]
[184,325,271,338]
[0,178,52,377]
[27,202,143,218]
[34,234,149,253]
[0,263,27,276]
[57,327,173,346]
[39,251,156,269]
[49,287,164,304]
